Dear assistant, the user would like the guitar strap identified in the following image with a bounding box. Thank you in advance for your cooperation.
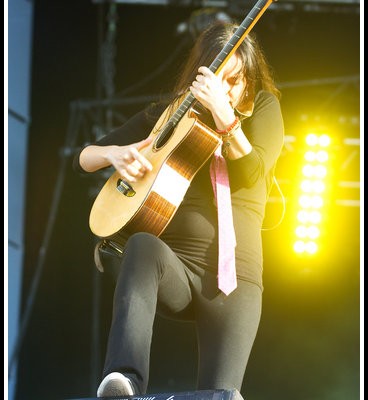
[94,239,124,273]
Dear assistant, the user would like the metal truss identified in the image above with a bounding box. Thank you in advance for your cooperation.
[91,0,360,14]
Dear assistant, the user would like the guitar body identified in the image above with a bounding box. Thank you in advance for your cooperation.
[89,0,275,240]
[89,107,221,239]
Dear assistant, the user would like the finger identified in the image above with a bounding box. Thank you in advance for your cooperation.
[126,163,143,177]
[191,81,200,89]
[119,168,137,182]
[130,147,153,171]
[196,74,205,83]
[197,66,209,75]
[195,75,210,88]
[130,159,148,175]
[135,137,153,151]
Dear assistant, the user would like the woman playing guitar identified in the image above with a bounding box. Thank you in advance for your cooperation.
[74,16,284,398]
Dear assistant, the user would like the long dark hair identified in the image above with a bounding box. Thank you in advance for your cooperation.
[173,21,280,114]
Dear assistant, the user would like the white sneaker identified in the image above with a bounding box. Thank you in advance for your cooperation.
[97,372,136,397]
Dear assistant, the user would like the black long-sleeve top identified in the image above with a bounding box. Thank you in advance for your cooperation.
[74,90,284,290]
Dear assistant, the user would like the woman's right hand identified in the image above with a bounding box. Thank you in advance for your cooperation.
[107,138,153,182]
[79,137,153,182]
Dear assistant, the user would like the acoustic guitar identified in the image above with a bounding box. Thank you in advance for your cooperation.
[89,0,275,239]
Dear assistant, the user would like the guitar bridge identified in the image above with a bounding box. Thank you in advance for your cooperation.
[116,179,136,197]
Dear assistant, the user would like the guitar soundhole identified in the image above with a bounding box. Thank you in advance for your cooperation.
[116,179,136,197]
[154,121,175,150]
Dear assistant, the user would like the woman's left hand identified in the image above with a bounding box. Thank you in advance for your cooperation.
[190,66,232,114]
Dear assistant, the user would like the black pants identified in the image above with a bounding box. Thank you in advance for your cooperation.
[101,232,262,394]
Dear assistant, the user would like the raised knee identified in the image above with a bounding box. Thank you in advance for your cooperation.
[124,233,170,263]
[126,232,162,250]
[122,233,168,277]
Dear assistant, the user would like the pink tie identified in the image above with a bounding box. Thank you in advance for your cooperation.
[210,146,237,295]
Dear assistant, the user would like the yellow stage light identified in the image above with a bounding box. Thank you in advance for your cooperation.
[292,131,331,255]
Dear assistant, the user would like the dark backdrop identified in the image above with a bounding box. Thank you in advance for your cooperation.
[15,1,360,399]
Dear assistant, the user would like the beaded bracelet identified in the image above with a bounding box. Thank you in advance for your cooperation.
[215,116,241,138]
[218,117,243,158]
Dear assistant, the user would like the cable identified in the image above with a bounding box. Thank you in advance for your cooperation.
[262,176,287,231]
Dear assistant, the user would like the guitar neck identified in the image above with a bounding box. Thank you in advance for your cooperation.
[209,0,274,75]
[167,0,274,128]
